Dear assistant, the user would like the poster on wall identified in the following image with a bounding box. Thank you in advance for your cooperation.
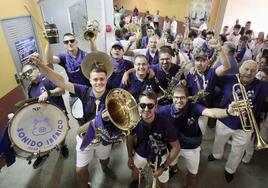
[15,36,38,65]
[189,0,212,25]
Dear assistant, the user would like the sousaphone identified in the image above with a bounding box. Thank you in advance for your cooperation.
[78,51,140,145]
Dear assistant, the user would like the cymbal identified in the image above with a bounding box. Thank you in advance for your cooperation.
[81,51,113,80]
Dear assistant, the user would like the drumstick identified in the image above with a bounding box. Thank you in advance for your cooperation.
[24,4,44,30]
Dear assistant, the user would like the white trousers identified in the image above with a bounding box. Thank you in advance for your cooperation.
[212,120,252,173]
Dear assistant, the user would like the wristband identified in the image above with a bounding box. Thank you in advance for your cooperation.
[226,108,231,116]
[46,90,51,97]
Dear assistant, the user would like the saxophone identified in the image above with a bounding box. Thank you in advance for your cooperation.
[158,63,187,105]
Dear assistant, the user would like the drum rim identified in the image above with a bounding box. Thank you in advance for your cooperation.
[8,101,69,154]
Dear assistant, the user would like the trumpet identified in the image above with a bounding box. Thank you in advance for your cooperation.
[232,74,268,150]
[84,19,99,41]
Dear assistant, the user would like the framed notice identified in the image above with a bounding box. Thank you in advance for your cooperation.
[15,36,38,65]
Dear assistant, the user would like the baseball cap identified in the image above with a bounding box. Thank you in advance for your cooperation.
[111,41,124,50]
[193,47,208,60]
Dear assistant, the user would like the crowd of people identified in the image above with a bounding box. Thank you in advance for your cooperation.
[1,4,268,188]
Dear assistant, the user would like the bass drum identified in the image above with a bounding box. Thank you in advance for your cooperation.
[8,101,69,160]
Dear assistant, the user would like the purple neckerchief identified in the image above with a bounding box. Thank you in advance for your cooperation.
[112,58,125,73]
[65,49,86,73]
[80,106,105,150]
[146,50,159,64]
[236,47,246,63]
[0,122,16,167]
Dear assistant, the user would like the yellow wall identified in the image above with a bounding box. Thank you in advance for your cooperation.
[114,0,219,27]
[0,0,46,97]
[114,0,190,21]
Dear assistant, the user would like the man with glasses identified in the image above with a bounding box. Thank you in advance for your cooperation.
[127,90,180,188]
[120,55,160,100]
[44,33,90,125]
[19,63,69,169]
[157,86,236,188]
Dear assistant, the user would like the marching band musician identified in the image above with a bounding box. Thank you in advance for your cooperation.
[20,63,69,169]
[107,41,134,89]
[127,90,180,188]
[120,54,161,100]
[207,60,268,182]
[150,46,182,92]
[157,86,237,188]
[186,39,230,107]
[44,33,91,125]
[186,40,230,134]
[31,53,116,188]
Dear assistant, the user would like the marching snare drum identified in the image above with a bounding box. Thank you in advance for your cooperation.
[8,101,69,160]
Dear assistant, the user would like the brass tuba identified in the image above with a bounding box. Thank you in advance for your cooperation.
[78,51,140,145]
[77,88,140,144]
[84,19,99,41]
[232,74,268,150]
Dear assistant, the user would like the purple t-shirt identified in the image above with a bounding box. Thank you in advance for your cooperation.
[132,113,178,162]
[141,36,149,49]
[57,49,89,97]
[150,63,181,90]
[120,73,160,100]
[157,103,205,149]
[216,74,268,129]
[186,68,218,107]
[107,59,133,89]
[28,75,66,112]
[74,84,109,124]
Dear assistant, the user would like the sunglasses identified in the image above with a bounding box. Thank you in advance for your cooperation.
[63,39,75,44]
[139,103,155,109]
[173,96,186,100]
[20,68,34,79]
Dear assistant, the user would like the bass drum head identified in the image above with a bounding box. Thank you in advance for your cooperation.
[9,102,69,156]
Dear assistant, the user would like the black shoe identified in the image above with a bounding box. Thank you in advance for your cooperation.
[129,180,138,188]
[224,170,234,183]
[169,167,178,178]
[103,167,116,179]
[33,154,49,169]
[208,154,217,161]
[60,145,69,159]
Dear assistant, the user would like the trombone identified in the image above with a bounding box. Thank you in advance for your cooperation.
[232,74,268,150]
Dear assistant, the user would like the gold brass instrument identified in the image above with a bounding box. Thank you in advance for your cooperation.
[232,74,268,150]
[188,73,209,103]
[77,88,140,144]
[158,63,187,105]
[84,19,99,41]
[78,51,140,145]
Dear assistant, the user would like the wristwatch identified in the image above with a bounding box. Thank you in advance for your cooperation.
[160,164,168,171]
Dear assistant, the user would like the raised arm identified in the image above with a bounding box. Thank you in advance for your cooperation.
[209,39,230,76]
[43,32,61,64]
[31,53,75,94]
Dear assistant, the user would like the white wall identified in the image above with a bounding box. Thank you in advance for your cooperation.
[221,0,267,36]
